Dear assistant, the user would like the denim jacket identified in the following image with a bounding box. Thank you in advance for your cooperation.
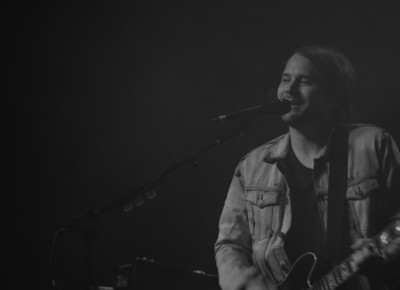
[215,124,400,290]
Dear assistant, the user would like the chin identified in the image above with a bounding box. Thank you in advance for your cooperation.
[281,112,301,125]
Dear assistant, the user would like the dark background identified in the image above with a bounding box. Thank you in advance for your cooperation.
[3,1,400,289]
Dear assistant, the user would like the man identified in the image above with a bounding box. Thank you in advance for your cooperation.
[215,46,400,290]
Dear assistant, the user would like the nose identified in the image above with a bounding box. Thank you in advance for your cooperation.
[283,79,298,97]
[287,79,298,93]
[278,78,298,99]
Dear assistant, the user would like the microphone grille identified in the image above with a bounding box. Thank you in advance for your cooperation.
[261,99,291,115]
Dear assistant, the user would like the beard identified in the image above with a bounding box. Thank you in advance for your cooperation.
[281,107,307,125]
[281,107,336,131]
[280,107,321,128]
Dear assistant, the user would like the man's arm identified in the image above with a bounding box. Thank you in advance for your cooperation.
[215,165,276,290]
[350,132,400,274]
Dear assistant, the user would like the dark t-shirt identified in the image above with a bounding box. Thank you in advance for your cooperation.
[283,146,326,264]
[283,146,364,289]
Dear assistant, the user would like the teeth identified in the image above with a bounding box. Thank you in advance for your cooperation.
[287,99,300,105]
[282,96,301,105]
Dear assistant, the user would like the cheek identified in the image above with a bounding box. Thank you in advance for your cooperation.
[308,93,334,111]
[277,84,284,99]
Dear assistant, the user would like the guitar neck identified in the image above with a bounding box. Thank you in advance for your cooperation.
[310,257,355,290]
[310,219,400,290]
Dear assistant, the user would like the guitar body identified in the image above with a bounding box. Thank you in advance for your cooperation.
[277,252,322,290]
[276,219,400,290]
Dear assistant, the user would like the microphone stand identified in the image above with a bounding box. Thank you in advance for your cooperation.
[36,119,252,290]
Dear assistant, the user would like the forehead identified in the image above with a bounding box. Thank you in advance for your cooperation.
[283,53,316,76]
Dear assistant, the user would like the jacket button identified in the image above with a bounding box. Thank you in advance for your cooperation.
[280,263,290,274]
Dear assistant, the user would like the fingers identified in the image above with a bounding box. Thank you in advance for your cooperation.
[350,246,370,272]
[350,241,385,274]
[350,238,371,250]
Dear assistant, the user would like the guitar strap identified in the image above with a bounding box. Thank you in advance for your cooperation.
[327,125,349,265]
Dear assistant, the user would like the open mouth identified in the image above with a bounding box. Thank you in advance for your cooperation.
[282,94,302,105]
[285,98,302,105]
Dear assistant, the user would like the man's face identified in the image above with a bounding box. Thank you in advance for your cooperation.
[277,53,336,126]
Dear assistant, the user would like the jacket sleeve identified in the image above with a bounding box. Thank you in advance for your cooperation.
[214,164,275,290]
[379,132,400,264]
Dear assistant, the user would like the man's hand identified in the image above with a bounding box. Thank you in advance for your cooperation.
[349,238,385,275]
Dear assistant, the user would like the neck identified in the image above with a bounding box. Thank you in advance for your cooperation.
[289,119,336,167]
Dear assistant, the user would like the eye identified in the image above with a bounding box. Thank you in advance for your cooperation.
[281,76,290,83]
[300,78,314,85]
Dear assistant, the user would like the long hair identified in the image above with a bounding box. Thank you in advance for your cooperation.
[284,45,356,121]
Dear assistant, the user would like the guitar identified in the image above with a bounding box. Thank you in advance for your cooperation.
[276,219,400,290]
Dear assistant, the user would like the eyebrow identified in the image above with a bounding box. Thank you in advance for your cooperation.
[281,72,314,79]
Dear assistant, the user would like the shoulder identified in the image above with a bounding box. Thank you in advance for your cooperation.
[233,133,288,181]
[347,123,391,142]
[238,133,288,165]
[347,123,388,134]
[346,124,399,154]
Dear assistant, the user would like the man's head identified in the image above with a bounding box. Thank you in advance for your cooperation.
[277,45,356,126]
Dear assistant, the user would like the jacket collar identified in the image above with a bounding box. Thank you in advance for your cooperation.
[262,124,343,165]
[262,133,290,164]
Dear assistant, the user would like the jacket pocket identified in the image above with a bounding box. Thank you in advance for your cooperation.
[245,189,282,241]
[346,177,379,199]
[346,177,380,237]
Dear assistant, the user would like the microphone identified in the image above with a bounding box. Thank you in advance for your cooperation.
[213,99,291,123]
